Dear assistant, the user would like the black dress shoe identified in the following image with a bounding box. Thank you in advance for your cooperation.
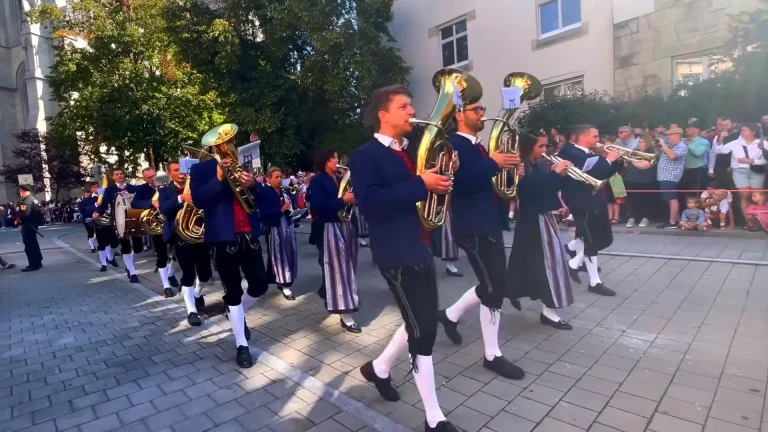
[195,295,205,312]
[437,309,462,345]
[588,283,616,296]
[100,265,107,272]
[567,265,582,284]
[564,245,576,259]
[279,287,296,301]
[129,274,140,284]
[236,346,253,368]
[341,319,362,333]
[540,313,573,330]
[109,258,119,267]
[90,248,96,254]
[168,275,179,288]
[163,288,175,298]
[360,361,399,401]
[445,267,463,277]
[577,264,602,273]
[483,356,525,380]
[20,266,41,273]
[187,312,202,326]
[425,420,459,432]
[510,299,522,311]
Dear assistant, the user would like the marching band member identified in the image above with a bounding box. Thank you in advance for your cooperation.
[261,167,298,301]
[559,125,622,296]
[190,123,268,368]
[77,183,99,253]
[159,162,211,326]
[507,132,575,329]
[436,100,525,380]
[94,168,142,283]
[351,85,458,432]
[132,167,178,297]
[307,149,361,333]
[352,207,369,247]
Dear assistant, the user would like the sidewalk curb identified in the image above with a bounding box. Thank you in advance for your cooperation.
[52,235,411,432]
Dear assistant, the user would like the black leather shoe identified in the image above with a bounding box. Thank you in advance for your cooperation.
[279,287,296,301]
[510,299,522,311]
[236,346,253,368]
[195,295,205,312]
[100,265,107,272]
[108,258,119,268]
[564,245,576,259]
[437,309,462,345]
[445,267,463,277]
[426,420,459,432]
[20,266,41,273]
[163,288,175,298]
[360,361,399,402]
[129,274,140,284]
[540,313,573,330]
[168,275,179,288]
[187,312,202,326]
[341,319,362,333]
[567,265,582,284]
[90,248,96,254]
[588,283,616,296]
[577,264,602,273]
[483,356,525,380]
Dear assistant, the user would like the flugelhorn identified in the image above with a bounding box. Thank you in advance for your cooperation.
[336,164,353,222]
[140,190,164,236]
[596,143,658,165]
[543,154,607,193]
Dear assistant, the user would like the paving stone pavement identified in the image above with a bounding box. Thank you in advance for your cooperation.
[0,226,766,432]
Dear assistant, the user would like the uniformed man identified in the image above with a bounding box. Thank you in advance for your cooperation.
[16,185,43,272]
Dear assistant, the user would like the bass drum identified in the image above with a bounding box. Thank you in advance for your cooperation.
[114,194,144,239]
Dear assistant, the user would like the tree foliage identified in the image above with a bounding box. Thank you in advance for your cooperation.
[0,130,86,201]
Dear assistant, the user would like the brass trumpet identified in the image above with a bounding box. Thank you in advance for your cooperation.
[543,154,607,193]
[596,143,658,165]
[336,164,354,222]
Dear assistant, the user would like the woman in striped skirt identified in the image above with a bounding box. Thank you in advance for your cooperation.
[260,167,299,301]
[307,149,361,333]
[506,132,575,330]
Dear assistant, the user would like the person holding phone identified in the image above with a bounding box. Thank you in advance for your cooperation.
[656,129,689,229]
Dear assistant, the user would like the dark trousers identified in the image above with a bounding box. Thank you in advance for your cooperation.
[84,224,95,239]
[213,234,269,306]
[624,181,657,220]
[95,226,118,251]
[680,166,708,195]
[455,233,507,310]
[572,206,612,257]
[175,239,212,287]
[120,237,143,255]
[379,252,438,357]
[152,235,169,268]
[22,225,42,267]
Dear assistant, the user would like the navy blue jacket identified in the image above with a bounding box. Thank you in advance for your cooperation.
[557,142,621,211]
[307,172,344,225]
[158,183,185,242]
[258,186,288,228]
[78,196,97,221]
[349,140,430,269]
[517,160,564,219]
[131,183,156,210]
[449,134,507,236]
[96,184,139,216]
[190,159,262,242]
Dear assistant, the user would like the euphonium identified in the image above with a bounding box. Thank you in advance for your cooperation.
[140,190,164,236]
[485,72,543,198]
[201,124,257,214]
[175,176,205,244]
[336,164,353,222]
[95,172,112,226]
[596,143,658,165]
[410,67,482,230]
[543,154,608,193]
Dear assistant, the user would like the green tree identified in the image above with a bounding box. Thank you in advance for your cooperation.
[28,0,228,170]
[514,91,619,136]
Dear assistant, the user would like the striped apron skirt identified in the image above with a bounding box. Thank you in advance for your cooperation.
[267,216,298,287]
[430,210,458,261]
[507,212,573,309]
[322,222,360,313]
[351,207,369,238]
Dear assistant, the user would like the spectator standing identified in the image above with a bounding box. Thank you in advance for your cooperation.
[615,126,638,150]
[708,117,738,188]
[680,119,711,195]
[624,136,658,228]
[656,128,688,229]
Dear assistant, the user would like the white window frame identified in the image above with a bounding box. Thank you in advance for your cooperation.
[543,76,584,97]
[538,0,582,39]
[673,55,712,86]
[438,18,469,68]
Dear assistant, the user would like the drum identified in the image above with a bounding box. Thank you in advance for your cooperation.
[114,194,144,239]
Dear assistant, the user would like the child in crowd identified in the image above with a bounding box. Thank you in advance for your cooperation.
[746,191,768,233]
[680,197,708,231]
[700,182,734,230]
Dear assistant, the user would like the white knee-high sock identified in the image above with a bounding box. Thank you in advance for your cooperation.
[567,238,583,254]
[158,267,170,288]
[107,246,115,260]
[585,256,601,285]
[480,306,502,361]
[122,253,136,275]
[98,250,108,266]
[194,278,204,297]
[373,325,408,379]
[445,286,481,322]
[542,305,562,322]
[88,238,95,249]
[241,292,259,311]
[413,355,446,428]
[228,304,248,348]
[182,286,197,315]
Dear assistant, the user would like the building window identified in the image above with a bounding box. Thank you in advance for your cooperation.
[673,55,711,85]
[539,0,581,37]
[439,19,468,68]
[543,76,584,98]
[17,63,29,124]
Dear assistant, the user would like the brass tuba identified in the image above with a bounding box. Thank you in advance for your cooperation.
[140,190,165,236]
[200,124,257,213]
[595,143,658,165]
[485,72,543,198]
[336,164,353,222]
[175,175,205,243]
[410,68,482,230]
[94,171,112,226]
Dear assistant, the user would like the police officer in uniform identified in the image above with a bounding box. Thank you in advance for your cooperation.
[16,185,43,272]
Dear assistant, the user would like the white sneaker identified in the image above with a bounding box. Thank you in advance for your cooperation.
[625,218,636,228]
[639,218,650,227]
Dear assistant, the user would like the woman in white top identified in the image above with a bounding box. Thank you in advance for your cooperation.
[714,123,767,224]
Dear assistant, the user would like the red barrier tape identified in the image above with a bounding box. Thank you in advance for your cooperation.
[621,189,768,193]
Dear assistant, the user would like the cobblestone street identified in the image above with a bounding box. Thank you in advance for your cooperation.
[0,225,766,432]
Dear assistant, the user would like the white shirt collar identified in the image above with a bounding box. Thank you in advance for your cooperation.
[457,132,481,145]
[573,144,591,154]
[374,133,409,151]
[117,183,126,189]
